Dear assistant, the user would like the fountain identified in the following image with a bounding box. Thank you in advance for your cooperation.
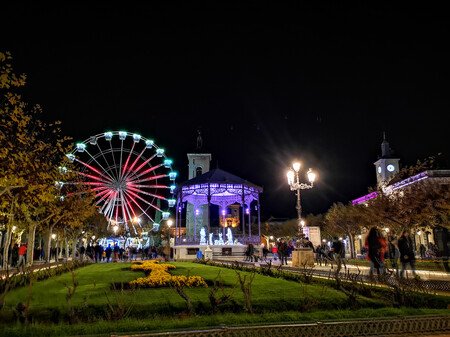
[226,228,233,244]
[199,227,207,245]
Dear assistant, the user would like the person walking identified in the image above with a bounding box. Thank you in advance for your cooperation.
[105,244,112,263]
[17,242,27,271]
[365,227,387,277]
[278,239,288,265]
[11,243,19,267]
[331,237,344,273]
[387,236,400,276]
[271,243,278,261]
[398,230,417,278]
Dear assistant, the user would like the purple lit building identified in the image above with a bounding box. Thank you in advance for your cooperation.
[352,136,450,257]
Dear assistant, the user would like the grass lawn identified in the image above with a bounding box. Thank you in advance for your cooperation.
[1,261,449,336]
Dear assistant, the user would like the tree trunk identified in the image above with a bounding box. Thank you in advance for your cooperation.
[26,223,37,266]
[2,225,12,269]
[65,237,69,260]
[71,239,77,259]
[45,225,55,263]
[348,233,355,259]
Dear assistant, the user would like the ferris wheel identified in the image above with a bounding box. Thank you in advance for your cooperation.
[59,131,177,233]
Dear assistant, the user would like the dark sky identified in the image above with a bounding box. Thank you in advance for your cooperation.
[3,3,449,219]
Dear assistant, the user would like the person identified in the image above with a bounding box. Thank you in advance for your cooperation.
[17,242,27,270]
[419,244,426,259]
[94,243,101,263]
[304,237,315,252]
[247,243,255,262]
[364,227,387,277]
[398,230,417,278]
[113,242,120,262]
[11,243,19,267]
[331,237,344,273]
[105,244,112,263]
[271,243,278,261]
[278,239,288,265]
[262,243,269,261]
[387,236,400,277]
[196,249,203,260]
[79,245,86,260]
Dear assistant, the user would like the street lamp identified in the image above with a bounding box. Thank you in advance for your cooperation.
[286,162,316,238]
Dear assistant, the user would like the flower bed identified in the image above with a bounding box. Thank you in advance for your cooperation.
[129,260,207,288]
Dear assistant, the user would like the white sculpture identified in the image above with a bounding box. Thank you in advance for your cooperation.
[200,227,207,245]
[209,233,213,246]
[218,233,225,245]
[226,228,233,245]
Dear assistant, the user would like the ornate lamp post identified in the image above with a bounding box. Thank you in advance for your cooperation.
[286,162,316,239]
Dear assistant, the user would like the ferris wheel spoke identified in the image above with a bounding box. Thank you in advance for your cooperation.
[84,150,116,181]
[127,185,167,201]
[120,142,136,180]
[124,190,155,223]
[118,140,124,180]
[96,142,118,180]
[124,154,157,180]
[73,171,112,184]
[123,194,137,219]
[107,141,120,180]
[74,158,114,183]
[120,190,135,224]
[127,163,163,181]
[96,192,114,208]
[124,146,147,176]
[127,183,170,189]
[102,193,117,220]
[131,174,168,184]
[125,189,163,212]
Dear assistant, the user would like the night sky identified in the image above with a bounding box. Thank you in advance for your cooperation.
[3,3,449,219]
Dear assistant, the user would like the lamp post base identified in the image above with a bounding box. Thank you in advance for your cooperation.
[292,248,315,268]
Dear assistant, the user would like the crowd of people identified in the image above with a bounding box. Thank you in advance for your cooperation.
[240,226,434,279]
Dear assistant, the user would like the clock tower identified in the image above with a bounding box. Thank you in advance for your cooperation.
[374,133,400,187]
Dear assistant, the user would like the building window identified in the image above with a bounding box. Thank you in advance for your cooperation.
[196,166,202,177]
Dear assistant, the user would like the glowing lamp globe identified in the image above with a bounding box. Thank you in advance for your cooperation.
[307,169,316,183]
[287,170,295,185]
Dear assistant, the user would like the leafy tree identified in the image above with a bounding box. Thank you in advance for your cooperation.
[324,203,370,258]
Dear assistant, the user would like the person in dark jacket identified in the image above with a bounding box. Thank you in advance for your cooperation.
[398,230,417,278]
[364,227,387,277]
[278,239,288,265]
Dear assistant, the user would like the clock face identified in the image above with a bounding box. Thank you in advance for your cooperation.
[387,164,395,172]
[377,166,382,174]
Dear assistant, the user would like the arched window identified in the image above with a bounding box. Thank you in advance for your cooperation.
[196,166,203,177]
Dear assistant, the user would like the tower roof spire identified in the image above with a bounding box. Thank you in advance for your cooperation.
[196,129,203,150]
[381,131,391,157]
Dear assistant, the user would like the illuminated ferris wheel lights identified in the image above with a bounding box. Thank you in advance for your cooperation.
[66,153,75,162]
[58,166,68,174]
[76,143,87,152]
[118,131,127,140]
[145,139,154,148]
[55,181,64,189]
[163,159,173,168]
[62,131,175,231]
[104,132,113,141]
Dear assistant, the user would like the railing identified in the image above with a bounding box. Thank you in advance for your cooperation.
[111,315,450,337]
[174,235,260,246]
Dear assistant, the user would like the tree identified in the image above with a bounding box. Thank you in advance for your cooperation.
[324,203,369,258]
[0,51,72,266]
